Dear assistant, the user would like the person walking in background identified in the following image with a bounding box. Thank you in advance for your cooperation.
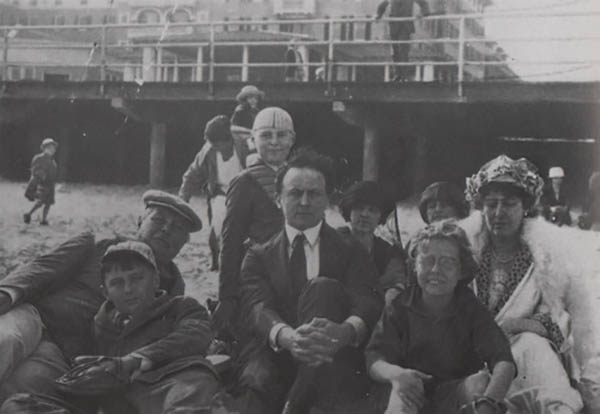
[179,115,250,270]
[540,166,571,226]
[23,138,59,226]
[376,0,430,82]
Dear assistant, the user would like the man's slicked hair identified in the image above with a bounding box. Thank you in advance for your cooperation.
[276,147,335,195]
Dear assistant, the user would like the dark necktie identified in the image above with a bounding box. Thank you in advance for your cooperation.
[290,233,308,299]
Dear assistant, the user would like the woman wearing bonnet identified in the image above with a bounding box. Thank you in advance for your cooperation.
[462,155,600,413]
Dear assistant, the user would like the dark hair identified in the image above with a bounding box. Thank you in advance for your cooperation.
[100,252,155,283]
[204,115,232,144]
[479,182,533,210]
[418,181,469,223]
[339,181,389,223]
[275,147,335,195]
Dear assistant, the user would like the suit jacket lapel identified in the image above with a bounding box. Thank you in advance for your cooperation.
[318,223,340,279]
[265,231,292,301]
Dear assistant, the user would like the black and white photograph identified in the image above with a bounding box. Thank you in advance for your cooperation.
[0,0,599,412]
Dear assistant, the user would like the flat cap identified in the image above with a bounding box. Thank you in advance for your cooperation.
[142,190,202,232]
[103,240,157,271]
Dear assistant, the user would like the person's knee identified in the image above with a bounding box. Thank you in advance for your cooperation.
[240,358,279,394]
[169,368,221,404]
[461,371,490,402]
[298,278,348,322]
[512,331,554,357]
[3,340,69,398]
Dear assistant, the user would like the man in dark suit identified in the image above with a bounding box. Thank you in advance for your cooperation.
[238,150,383,414]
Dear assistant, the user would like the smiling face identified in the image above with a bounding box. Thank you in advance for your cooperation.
[252,128,295,167]
[350,204,381,235]
[415,238,461,299]
[136,206,190,264]
[102,258,159,316]
[279,167,328,231]
[481,187,525,241]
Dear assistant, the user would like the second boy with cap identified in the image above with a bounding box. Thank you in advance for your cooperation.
[59,240,220,414]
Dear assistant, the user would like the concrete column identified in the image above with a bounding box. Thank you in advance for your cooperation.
[413,134,429,193]
[195,46,204,81]
[149,122,167,188]
[241,45,249,82]
[142,47,156,82]
[0,123,8,176]
[362,119,379,180]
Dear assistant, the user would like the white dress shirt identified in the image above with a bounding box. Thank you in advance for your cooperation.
[284,221,322,280]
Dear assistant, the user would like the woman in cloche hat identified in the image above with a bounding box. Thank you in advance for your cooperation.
[230,85,265,131]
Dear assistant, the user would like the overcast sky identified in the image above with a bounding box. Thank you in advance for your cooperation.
[484,0,600,81]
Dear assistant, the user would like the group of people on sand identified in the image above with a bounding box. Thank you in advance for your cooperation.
[9,90,600,414]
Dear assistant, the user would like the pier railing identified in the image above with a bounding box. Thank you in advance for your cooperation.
[1,10,599,96]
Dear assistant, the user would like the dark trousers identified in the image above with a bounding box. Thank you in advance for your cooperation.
[389,22,413,79]
[102,367,219,414]
[238,278,371,414]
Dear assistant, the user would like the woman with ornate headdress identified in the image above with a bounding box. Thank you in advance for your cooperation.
[462,155,600,412]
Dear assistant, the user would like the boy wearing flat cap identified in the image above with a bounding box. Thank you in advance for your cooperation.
[65,240,219,414]
[23,137,59,225]
[179,115,250,270]
[0,191,201,409]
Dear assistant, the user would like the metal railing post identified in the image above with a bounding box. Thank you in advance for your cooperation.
[100,25,107,82]
[209,22,215,85]
[457,15,465,97]
[327,17,335,83]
